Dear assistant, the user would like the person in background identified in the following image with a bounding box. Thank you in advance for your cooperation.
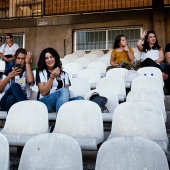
[0,33,19,75]
[107,35,135,71]
[36,47,83,113]
[0,37,2,47]
[0,48,34,112]
[136,30,168,80]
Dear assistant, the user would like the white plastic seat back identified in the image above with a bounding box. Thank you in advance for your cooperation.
[53,100,104,150]
[108,101,169,152]
[87,61,107,77]
[96,56,111,66]
[69,77,90,98]
[63,62,83,78]
[96,137,169,170]
[73,50,86,57]
[83,53,98,62]
[60,58,69,67]
[64,54,78,62]
[74,57,91,69]
[0,133,9,170]
[134,51,141,61]
[131,76,164,97]
[126,89,166,121]
[96,77,126,102]
[137,67,164,86]
[18,133,83,170]
[1,100,49,146]
[77,68,101,89]
[90,50,104,57]
[0,60,5,72]
[85,88,119,114]
[106,68,129,87]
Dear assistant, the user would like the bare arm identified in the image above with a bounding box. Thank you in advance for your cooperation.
[38,67,60,96]
[25,52,34,85]
[136,30,147,52]
[123,45,135,61]
[156,47,164,64]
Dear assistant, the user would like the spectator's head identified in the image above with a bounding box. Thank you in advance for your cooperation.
[113,35,127,49]
[37,47,62,71]
[15,48,27,69]
[5,33,13,44]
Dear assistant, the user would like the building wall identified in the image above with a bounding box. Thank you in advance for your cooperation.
[0,8,169,67]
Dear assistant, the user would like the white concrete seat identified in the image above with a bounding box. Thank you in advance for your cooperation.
[64,54,79,62]
[134,51,141,61]
[0,100,49,146]
[77,68,101,89]
[0,133,10,170]
[74,57,91,69]
[96,55,111,66]
[83,53,98,62]
[0,60,5,72]
[69,77,90,98]
[73,50,86,57]
[126,88,166,121]
[87,61,107,77]
[131,76,164,97]
[63,62,83,78]
[106,68,130,88]
[18,133,83,170]
[53,100,104,150]
[137,67,164,86]
[85,88,119,122]
[108,101,169,152]
[90,50,104,57]
[96,136,169,170]
[60,58,69,67]
[96,77,126,102]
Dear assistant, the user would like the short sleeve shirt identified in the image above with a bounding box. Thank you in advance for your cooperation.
[36,69,71,99]
[0,43,19,56]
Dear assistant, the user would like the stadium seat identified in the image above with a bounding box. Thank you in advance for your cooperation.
[74,57,91,69]
[83,53,98,62]
[0,60,5,72]
[18,133,83,170]
[64,54,78,62]
[95,136,169,170]
[0,100,49,146]
[89,49,104,57]
[60,58,69,67]
[96,55,111,66]
[53,100,104,150]
[73,50,86,57]
[0,133,9,170]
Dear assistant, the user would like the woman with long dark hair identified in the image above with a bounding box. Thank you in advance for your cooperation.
[107,35,135,71]
[137,30,168,79]
[36,47,83,113]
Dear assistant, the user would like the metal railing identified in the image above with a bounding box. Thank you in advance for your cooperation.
[0,0,169,19]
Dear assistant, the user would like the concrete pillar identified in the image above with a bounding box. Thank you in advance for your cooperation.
[152,0,166,48]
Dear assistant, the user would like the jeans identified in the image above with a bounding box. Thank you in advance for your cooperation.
[39,88,70,112]
[0,83,27,112]
[4,60,15,76]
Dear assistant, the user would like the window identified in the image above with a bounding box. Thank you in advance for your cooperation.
[1,33,25,48]
[74,27,142,51]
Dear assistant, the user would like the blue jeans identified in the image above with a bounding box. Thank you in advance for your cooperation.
[4,60,15,76]
[0,83,27,112]
[39,88,70,112]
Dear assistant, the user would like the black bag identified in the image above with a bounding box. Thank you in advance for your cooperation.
[89,92,109,113]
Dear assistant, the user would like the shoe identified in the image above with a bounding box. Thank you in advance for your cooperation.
[162,73,168,80]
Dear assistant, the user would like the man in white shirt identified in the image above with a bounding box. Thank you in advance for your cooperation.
[0,33,19,75]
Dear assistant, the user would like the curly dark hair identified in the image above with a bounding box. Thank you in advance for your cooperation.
[113,35,125,49]
[142,31,161,52]
[37,47,62,71]
[15,48,27,58]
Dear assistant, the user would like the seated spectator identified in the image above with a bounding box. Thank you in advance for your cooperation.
[136,30,168,80]
[107,35,135,71]
[36,47,83,113]
[0,48,34,112]
[0,33,19,75]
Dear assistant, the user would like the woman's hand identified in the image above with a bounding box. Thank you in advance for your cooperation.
[141,30,147,39]
[9,67,21,78]
[123,44,129,52]
[25,52,32,64]
[51,67,61,78]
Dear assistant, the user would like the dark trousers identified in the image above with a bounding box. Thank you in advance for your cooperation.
[141,58,161,69]
[0,83,27,112]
